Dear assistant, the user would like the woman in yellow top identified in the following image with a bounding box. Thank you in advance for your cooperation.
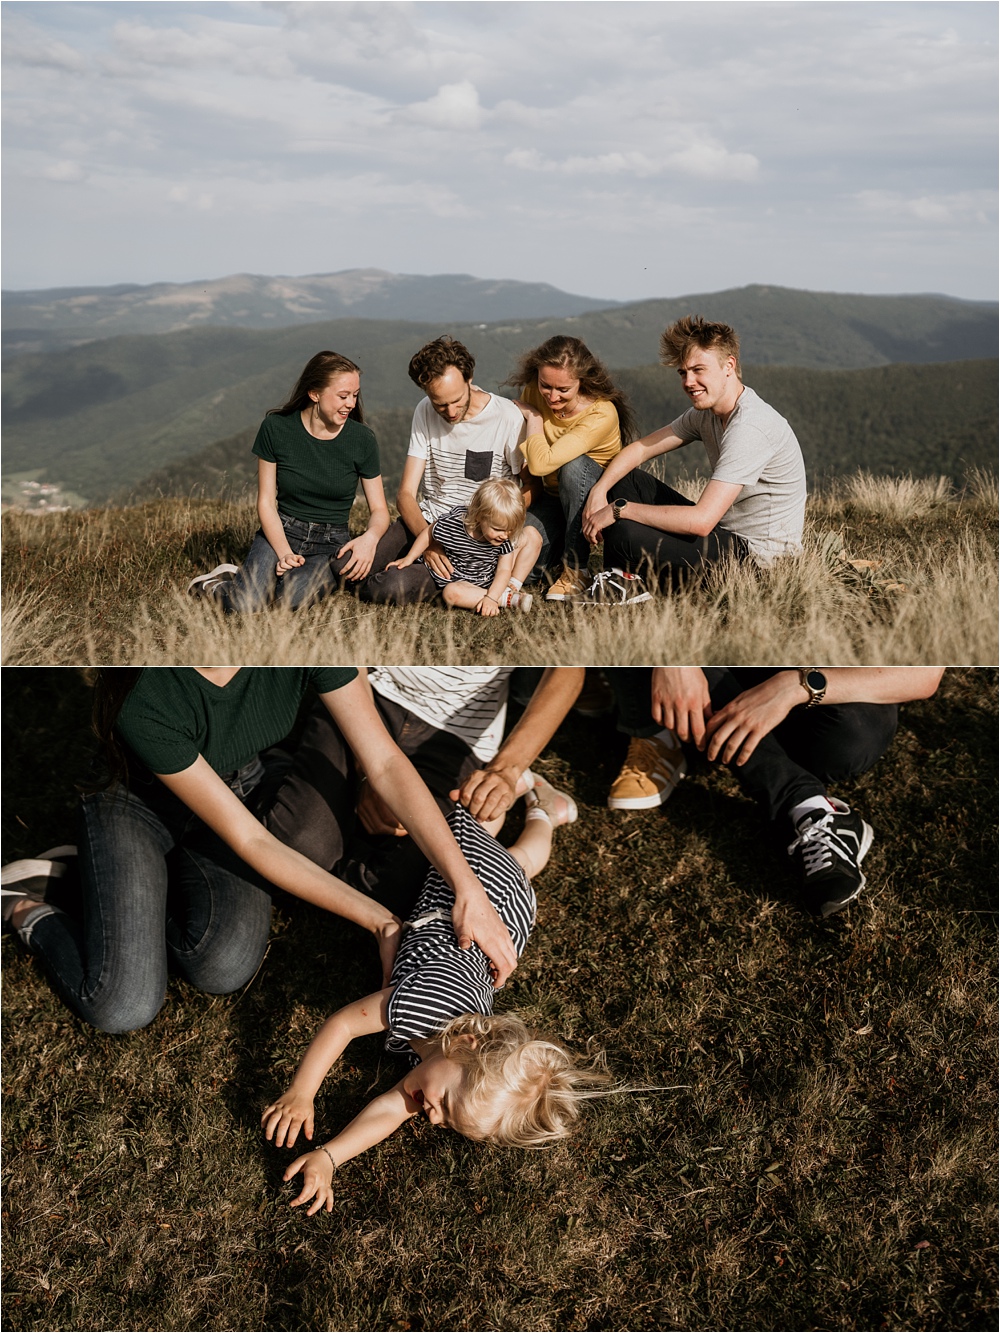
[503,335,637,600]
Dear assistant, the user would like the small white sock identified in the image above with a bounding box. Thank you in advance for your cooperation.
[509,577,523,592]
[790,795,836,825]
[524,805,552,825]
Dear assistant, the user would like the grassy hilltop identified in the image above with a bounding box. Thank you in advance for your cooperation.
[3,285,996,504]
[2,667,996,1332]
[3,471,996,667]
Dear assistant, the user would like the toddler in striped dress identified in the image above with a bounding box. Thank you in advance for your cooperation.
[386,477,535,614]
[262,780,607,1216]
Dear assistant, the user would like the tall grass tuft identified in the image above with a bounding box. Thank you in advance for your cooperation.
[3,472,997,665]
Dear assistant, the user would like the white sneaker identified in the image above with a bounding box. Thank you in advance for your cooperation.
[187,564,238,597]
[575,568,652,606]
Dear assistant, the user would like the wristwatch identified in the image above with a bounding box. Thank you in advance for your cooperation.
[798,668,828,708]
[612,497,629,521]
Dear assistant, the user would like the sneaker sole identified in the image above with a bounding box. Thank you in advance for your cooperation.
[608,778,683,810]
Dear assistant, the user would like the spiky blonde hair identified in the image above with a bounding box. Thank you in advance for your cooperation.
[439,1012,611,1148]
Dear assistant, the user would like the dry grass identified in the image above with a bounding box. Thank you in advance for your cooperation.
[1,668,996,1331]
[4,474,996,665]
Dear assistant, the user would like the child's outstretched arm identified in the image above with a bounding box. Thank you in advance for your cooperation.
[283,1077,420,1216]
[261,988,393,1149]
[386,523,432,571]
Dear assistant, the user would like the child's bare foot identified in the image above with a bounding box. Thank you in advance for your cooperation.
[524,776,577,827]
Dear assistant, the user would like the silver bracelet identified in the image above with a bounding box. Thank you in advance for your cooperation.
[319,1146,337,1174]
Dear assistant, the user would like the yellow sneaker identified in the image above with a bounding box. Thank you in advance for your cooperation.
[607,733,686,810]
[545,567,588,601]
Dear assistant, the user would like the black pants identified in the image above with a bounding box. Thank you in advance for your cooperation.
[265,693,478,919]
[602,470,751,584]
[358,520,440,605]
[608,667,898,822]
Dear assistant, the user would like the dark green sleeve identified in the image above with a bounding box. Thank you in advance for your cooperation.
[356,424,382,480]
[252,415,279,463]
[116,671,202,775]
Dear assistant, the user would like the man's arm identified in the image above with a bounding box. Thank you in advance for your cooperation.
[454,668,586,821]
[703,667,946,766]
[585,477,742,543]
[395,455,430,539]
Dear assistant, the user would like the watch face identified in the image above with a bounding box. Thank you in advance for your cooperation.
[806,670,827,692]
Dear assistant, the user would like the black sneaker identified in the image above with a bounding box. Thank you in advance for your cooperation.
[787,801,873,917]
[574,568,652,606]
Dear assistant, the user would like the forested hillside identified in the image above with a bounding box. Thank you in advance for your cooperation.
[125,359,996,503]
[4,285,995,504]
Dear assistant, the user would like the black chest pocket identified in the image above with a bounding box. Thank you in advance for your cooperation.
[464,450,494,482]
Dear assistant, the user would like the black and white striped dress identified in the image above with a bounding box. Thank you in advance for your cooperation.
[386,805,536,1058]
[424,506,514,590]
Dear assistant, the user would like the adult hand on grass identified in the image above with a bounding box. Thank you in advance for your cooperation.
[276,550,306,576]
[356,779,407,838]
[422,538,454,582]
[451,765,519,823]
[651,667,713,748]
[702,672,801,766]
[452,886,517,987]
[285,1149,336,1216]
[336,531,378,581]
[262,1088,315,1148]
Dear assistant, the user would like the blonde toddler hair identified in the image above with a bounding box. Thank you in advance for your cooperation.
[439,1012,611,1148]
[463,478,526,544]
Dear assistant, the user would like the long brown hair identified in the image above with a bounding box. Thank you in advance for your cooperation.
[502,335,638,443]
[89,668,143,789]
[269,351,366,422]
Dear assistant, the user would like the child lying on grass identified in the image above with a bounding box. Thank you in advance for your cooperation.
[262,778,607,1215]
[385,477,540,615]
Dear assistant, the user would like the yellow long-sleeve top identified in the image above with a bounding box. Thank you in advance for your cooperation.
[520,382,622,494]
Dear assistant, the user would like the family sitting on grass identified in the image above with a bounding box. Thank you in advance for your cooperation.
[187,316,807,612]
[1,665,942,1213]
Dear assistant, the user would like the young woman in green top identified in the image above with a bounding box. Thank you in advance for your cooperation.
[188,352,398,612]
[1,669,518,1034]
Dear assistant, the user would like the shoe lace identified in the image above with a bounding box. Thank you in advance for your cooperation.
[787,813,837,875]
[619,736,661,778]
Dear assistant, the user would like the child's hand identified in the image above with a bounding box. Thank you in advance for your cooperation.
[476,594,500,617]
[386,556,413,571]
[276,551,306,577]
[284,1148,336,1216]
[261,1089,315,1148]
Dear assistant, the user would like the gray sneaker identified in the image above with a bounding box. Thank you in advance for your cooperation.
[574,568,653,606]
[2,846,76,929]
[187,563,238,597]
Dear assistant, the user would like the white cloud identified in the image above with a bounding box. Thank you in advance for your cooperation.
[398,81,485,132]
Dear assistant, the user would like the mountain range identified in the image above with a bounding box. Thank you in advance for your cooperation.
[1,269,621,358]
[2,278,996,504]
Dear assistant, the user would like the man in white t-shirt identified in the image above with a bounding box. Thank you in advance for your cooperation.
[361,336,543,604]
[582,316,806,585]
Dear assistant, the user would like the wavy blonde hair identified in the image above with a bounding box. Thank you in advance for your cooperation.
[463,477,526,543]
[439,1012,612,1148]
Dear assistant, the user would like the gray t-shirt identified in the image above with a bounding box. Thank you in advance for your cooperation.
[669,386,806,565]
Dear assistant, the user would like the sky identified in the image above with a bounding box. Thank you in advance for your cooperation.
[2,0,996,302]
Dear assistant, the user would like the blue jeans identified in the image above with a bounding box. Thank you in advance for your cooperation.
[217,513,398,613]
[25,758,278,1033]
[524,454,605,577]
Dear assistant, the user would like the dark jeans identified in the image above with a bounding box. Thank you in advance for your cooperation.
[26,757,283,1034]
[524,454,605,576]
[218,512,398,613]
[359,519,439,606]
[272,694,480,920]
[602,471,751,584]
[609,667,898,822]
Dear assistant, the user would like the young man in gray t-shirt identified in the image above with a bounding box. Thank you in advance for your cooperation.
[582,316,806,580]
